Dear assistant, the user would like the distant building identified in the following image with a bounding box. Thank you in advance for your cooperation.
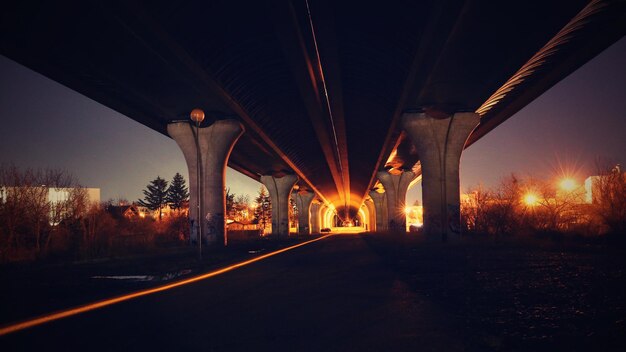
[47,187,100,205]
[585,166,626,204]
[106,204,141,220]
[1,186,100,225]
[226,219,258,231]
[107,202,188,220]
[0,186,100,205]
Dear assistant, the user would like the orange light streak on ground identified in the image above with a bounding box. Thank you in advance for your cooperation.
[0,234,334,336]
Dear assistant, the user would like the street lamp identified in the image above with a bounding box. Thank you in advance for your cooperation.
[523,193,539,207]
[190,108,204,259]
[559,178,577,192]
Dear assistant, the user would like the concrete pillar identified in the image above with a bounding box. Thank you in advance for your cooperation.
[168,120,244,246]
[377,170,416,232]
[364,198,376,232]
[310,201,321,233]
[402,112,480,241]
[260,175,298,238]
[319,204,329,230]
[368,190,387,232]
[292,190,315,235]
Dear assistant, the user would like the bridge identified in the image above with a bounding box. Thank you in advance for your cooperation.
[2,0,624,243]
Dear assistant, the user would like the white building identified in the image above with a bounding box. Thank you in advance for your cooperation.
[46,187,101,205]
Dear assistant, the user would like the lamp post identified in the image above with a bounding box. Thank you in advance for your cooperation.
[190,108,205,260]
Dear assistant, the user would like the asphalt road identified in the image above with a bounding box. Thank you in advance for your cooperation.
[1,234,462,351]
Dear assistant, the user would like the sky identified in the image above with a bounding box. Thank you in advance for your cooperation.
[1,38,625,205]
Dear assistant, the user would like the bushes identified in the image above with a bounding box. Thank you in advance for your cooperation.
[461,170,625,240]
[0,165,88,261]
[0,165,190,263]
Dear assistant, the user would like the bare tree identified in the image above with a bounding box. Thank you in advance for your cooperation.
[233,194,251,221]
[591,162,626,234]
[0,164,86,259]
[488,175,522,237]
[461,185,492,234]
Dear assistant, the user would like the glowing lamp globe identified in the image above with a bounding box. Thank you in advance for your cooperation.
[190,108,205,123]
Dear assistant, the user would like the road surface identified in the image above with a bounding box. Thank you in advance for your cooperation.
[2,234,461,351]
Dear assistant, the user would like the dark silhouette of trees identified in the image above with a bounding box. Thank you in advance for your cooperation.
[0,164,88,259]
[225,187,235,214]
[461,175,521,237]
[591,163,626,234]
[166,173,189,212]
[138,176,168,220]
[253,186,271,234]
[232,194,251,221]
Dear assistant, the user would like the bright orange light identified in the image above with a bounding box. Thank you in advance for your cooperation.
[524,193,539,206]
[0,234,334,336]
[190,108,205,123]
[404,206,412,215]
[559,178,577,192]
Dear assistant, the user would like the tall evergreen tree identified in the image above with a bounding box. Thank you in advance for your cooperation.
[253,186,271,233]
[166,173,189,212]
[225,187,235,214]
[138,176,168,220]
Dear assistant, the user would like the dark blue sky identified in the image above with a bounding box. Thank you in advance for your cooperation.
[1,38,624,204]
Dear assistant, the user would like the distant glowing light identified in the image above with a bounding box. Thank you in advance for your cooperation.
[404,207,412,215]
[524,193,539,206]
[559,178,577,191]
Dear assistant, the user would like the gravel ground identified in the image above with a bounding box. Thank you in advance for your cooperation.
[362,233,626,351]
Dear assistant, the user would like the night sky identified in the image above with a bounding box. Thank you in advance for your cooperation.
[0,38,624,205]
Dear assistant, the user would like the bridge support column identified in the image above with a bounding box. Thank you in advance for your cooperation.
[402,112,479,241]
[364,198,376,232]
[310,201,321,233]
[368,190,387,232]
[260,175,298,238]
[292,190,315,235]
[377,171,416,232]
[168,120,244,246]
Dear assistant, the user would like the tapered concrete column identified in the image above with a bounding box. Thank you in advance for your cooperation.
[377,170,416,232]
[368,190,387,232]
[363,199,376,232]
[168,120,244,246]
[310,201,321,233]
[319,204,329,229]
[292,190,315,235]
[260,175,298,238]
[402,112,480,241]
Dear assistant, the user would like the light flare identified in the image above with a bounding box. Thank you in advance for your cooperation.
[559,178,577,192]
[524,193,540,206]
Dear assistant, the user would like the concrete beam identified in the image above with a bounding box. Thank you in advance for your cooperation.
[168,120,244,246]
[377,170,416,232]
[402,112,479,241]
[260,174,298,238]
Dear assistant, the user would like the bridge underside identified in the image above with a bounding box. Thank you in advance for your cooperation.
[1,0,624,219]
